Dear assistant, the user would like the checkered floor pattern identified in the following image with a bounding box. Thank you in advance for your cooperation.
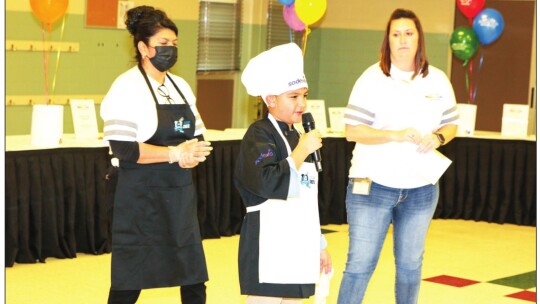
[424,271,537,302]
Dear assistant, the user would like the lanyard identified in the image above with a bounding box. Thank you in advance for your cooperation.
[267,113,298,155]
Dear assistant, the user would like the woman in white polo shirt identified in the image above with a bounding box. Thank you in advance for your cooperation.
[337,8,459,304]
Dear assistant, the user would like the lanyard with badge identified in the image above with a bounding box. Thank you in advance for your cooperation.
[352,178,372,195]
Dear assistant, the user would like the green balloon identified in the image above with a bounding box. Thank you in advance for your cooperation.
[450,26,479,63]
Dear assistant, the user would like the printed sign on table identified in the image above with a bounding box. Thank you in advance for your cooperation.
[70,99,99,140]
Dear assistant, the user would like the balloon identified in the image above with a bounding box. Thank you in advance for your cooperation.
[473,8,504,45]
[279,0,295,5]
[283,4,305,32]
[295,0,327,26]
[30,0,69,25]
[450,26,479,63]
[456,0,485,20]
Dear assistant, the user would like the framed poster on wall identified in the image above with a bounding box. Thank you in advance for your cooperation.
[86,0,135,29]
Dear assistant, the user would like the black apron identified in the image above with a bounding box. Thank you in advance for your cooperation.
[110,65,208,290]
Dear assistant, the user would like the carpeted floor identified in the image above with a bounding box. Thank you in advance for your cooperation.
[5,219,536,303]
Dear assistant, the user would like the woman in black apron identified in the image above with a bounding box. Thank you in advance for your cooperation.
[100,6,212,304]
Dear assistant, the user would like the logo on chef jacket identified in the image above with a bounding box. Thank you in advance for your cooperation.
[300,173,316,188]
[255,148,274,165]
[174,117,191,133]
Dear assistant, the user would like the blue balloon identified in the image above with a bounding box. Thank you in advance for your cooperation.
[278,0,295,5]
[473,8,504,45]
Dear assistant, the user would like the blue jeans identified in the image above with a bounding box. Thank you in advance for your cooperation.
[337,181,438,304]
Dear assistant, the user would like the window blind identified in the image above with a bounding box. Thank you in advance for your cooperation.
[266,1,303,50]
[197,0,242,72]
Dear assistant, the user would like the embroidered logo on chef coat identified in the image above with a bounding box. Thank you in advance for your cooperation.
[174,117,191,133]
[300,173,316,188]
[255,148,274,165]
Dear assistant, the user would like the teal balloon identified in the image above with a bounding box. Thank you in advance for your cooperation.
[450,26,479,63]
[279,0,295,5]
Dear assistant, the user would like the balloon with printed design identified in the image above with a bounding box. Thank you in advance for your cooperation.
[450,26,479,63]
[473,8,504,45]
[294,0,327,26]
[30,0,69,25]
[456,0,485,19]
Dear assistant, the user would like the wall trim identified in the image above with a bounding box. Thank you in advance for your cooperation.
[6,95,105,106]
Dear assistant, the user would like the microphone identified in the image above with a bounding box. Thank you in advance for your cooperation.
[302,112,323,172]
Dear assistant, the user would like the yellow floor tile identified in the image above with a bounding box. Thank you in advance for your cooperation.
[5,219,536,304]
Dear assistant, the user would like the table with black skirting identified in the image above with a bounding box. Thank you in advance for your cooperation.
[5,133,536,266]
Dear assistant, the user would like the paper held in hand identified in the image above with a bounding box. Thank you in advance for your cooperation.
[411,150,452,185]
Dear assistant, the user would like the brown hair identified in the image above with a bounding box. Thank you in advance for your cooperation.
[379,8,429,79]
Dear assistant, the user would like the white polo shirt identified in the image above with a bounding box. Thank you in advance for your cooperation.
[100,66,206,143]
[343,63,459,188]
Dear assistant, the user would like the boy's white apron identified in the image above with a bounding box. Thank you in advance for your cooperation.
[247,114,321,284]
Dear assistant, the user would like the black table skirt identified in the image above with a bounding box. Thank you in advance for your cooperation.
[6,147,111,267]
[437,137,537,226]
[5,137,536,267]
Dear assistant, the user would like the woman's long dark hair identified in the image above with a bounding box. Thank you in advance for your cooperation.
[379,8,429,79]
[124,6,178,63]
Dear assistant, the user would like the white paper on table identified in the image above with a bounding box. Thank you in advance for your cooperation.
[412,150,452,185]
[70,99,99,140]
[501,104,530,137]
[328,107,346,133]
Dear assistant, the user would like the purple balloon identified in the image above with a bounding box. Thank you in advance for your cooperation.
[283,4,305,32]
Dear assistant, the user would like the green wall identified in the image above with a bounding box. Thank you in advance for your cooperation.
[6,10,452,135]
[6,10,199,135]
[308,28,450,109]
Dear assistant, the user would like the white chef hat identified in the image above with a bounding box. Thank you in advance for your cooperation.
[241,43,308,103]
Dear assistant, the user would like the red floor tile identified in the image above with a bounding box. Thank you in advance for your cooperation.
[506,290,536,302]
[423,275,480,287]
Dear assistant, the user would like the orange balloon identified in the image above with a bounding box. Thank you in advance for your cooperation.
[30,0,69,25]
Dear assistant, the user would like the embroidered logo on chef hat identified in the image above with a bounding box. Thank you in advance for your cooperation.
[241,43,308,104]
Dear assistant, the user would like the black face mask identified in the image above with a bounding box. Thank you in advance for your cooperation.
[149,46,178,72]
